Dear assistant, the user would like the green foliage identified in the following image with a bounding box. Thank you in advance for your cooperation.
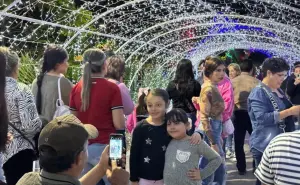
[18,54,38,85]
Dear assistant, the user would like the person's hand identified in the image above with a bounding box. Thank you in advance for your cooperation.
[294,78,300,86]
[190,132,201,145]
[107,160,129,185]
[187,168,201,181]
[99,146,110,172]
[211,144,219,154]
[288,106,300,116]
[192,97,198,103]
[7,132,13,144]
[131,182,139,185]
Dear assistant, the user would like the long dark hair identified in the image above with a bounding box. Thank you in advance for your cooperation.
[36,45,68,114]
[174,59,195,97]
[0,50,8,151]
[136,92,148,115]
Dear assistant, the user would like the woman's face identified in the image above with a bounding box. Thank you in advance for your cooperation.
[56,58,69,74]
[267,70,287,89]
[294,67,300,76]
[228,66,238,79]
[210,64,226,83]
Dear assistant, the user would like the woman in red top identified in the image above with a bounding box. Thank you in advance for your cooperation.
[70,48,125,185]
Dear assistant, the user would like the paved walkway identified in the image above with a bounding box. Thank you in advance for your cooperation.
[226,145,256,185]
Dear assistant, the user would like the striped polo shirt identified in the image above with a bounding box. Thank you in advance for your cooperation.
[255,131,300,185]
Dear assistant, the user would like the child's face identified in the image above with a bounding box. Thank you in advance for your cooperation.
[167,121,188,139]
[146,94,167,120]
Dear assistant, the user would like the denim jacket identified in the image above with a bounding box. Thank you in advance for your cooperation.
[248,82,294,153]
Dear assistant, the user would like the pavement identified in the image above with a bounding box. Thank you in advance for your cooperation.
[226,144,256,185]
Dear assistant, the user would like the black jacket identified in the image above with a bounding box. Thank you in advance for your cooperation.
[287,74,300,105]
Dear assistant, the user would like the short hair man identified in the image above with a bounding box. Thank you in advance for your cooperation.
[287,62,300,105]
[231,59,259,175]
[17,114,129,185]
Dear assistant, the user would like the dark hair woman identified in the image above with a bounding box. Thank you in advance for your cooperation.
[248,58,300,185]
[0,52,8,152]
[0,52,8,184]
[1,47,42,185]
[166,59,201,135]
[106,56,134,115]
[32,45,73,122]
[69,48,125,185]
[198,57,226,185]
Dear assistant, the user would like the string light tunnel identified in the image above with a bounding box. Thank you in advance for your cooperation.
[1,0,300,88]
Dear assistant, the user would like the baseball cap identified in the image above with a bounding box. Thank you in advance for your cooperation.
[38,114,98,156]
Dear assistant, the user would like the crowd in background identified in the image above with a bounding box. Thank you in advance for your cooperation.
[0,45,300,185]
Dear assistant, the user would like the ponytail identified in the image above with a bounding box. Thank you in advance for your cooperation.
[81,62,92,111]
[36,66,46,114]
[81,48,106,111]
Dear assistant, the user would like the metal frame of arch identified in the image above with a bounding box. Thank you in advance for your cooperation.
[123,21,299,64]
[116,14,300,53]
[126,34,300,88]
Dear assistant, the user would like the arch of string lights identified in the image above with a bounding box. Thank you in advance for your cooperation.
[1,0,300,86]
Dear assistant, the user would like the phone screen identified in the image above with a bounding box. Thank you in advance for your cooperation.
[109,134,123,159]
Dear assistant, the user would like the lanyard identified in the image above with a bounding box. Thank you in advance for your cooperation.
[260,85,286,133]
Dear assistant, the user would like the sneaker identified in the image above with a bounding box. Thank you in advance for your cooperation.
[226,151,235,159]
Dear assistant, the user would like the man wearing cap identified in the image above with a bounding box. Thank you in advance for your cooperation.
[16,114,129,185]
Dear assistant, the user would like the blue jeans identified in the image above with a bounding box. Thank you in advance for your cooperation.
[252,148,263,185]
[225,134,234,152]
[82,143,110,185]
[199,119,226,185]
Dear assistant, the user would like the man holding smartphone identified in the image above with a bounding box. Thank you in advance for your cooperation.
[16,114,129,185]
[287,62,300,105]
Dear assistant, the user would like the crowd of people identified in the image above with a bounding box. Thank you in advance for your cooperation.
[0,44,300,185]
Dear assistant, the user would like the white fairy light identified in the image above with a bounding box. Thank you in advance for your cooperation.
[1,0,300,86]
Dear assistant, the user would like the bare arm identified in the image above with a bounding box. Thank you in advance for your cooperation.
[80,146,109,185]
[112,109,125,130]
[80,164,106,185]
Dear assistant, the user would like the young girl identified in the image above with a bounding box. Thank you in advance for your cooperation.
[130,89,201,185]
[126,88,149,133]
[164,108,222,185]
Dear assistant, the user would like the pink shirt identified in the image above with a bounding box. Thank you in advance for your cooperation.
[218,76,234,122]
[117,83,134,115]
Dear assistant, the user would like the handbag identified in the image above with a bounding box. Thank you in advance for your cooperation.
[260,84,286,133]
[53,76,71,119]
[8,122,38,159]
[222,119,234,137]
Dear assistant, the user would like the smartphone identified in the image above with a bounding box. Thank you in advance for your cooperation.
[109,133,123,166]
[297,74,300,79]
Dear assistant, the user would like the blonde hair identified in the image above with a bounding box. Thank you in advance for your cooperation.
[228,63,241,76]
[81,49,106,111]
[0,47,19,77]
